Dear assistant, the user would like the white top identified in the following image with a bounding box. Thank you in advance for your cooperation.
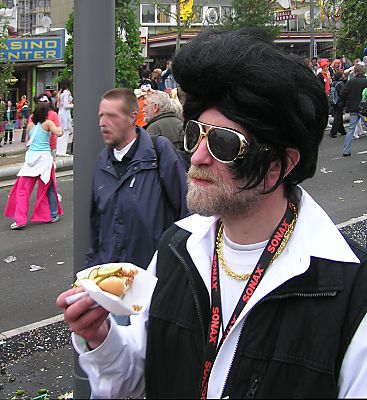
[113,139,136,161]
[220,233,266,329]
[73,187,366,399]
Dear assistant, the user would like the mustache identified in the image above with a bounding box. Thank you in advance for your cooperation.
[188,166,217,183]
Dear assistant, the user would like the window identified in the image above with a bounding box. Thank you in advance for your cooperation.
[141,4,155,24]
[157,5,170,24]
[191,6,203,24]
[221,6,232,20]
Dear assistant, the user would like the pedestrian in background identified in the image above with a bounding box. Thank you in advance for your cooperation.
[317,59,331,95]
[56,78,73,156]
[19,100,30,143]
[85,88,189,324]
[340,63,367,156]
[3,100,16,145]
[57,28,367,399]
[151,68,166,91]
[162,60,177,90]
[329,71,346,138]
[143,90,184,149]
[4,98,63,229]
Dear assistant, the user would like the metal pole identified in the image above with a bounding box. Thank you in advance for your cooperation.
[309,0,316,59]
[176,0,181,54]
[73,1,115,398]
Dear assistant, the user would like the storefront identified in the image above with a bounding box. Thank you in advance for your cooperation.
[0,34,65,106]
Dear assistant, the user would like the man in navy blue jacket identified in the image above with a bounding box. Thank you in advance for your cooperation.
[85,88,189,272]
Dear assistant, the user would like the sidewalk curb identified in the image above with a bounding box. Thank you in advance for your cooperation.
[0,156,73,180]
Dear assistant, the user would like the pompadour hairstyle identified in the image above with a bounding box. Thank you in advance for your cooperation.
[173,28,329,193]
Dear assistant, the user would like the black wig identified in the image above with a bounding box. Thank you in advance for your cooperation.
[173,28,329,193]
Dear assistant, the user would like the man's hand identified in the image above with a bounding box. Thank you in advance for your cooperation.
[56,288,110,350]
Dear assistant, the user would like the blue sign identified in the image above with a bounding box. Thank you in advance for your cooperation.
[0,37,64,62]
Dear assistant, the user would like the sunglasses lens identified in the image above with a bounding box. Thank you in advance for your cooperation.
[184,121,201,152]
[208,128,242,162]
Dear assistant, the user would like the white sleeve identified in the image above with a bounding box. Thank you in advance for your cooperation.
[338,312,367,398]
[72,254,158,399]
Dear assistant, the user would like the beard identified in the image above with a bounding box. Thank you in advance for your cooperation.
[187,166,260,218]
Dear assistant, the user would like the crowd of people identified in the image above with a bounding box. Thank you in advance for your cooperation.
[307,51,367,156]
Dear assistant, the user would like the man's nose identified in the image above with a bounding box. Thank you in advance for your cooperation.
[190,136,213,167]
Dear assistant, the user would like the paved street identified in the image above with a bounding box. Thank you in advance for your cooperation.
[0,130,365,398]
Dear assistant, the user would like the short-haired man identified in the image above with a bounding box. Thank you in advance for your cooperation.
[143,90,184,149]
[340,63,367,156]
[85,88,188,270]
[57,30,367,398]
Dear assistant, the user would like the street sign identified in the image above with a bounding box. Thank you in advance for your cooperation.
[0,37,64,62]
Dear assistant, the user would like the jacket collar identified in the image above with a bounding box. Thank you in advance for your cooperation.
[144,111,178,128]
[99,127,158,175]
[175,186,359,267]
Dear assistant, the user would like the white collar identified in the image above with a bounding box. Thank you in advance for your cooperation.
[175,186,359,266]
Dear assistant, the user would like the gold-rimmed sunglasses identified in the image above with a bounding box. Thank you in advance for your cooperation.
[184,120,270,163]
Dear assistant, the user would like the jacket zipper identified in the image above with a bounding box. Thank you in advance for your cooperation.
[168,244,207,355]
[220,290,337,398]
[246,374,261,399]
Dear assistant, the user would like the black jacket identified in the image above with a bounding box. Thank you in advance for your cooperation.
[340,75,367,112]
[85,128,189,269]
[145,226,367,399]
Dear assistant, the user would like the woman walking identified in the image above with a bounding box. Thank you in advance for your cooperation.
[56,78,73,156]
[4,98,64,230]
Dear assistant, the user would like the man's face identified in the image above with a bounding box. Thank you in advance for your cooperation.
[187,108,260,218]
[98,98,135,147]
[143,96,158,123]
[7,101,11,108]
[311,58,318,67]
[167,61,172,69]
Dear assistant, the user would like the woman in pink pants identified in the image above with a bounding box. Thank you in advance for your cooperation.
[4,98,64,230]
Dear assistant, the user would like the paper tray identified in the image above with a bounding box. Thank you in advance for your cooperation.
[75,263,157,316]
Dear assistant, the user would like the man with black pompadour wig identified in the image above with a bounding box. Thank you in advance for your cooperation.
[57,28,367,399]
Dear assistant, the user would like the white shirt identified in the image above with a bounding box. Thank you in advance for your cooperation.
[73,187,366,399]
[219,233,267,329]
[113,139,136,161]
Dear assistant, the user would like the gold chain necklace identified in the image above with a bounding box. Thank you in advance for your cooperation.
[216,203,298,281]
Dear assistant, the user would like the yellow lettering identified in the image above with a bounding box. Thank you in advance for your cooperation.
[9,52,20,60]
[10,41,22,50]
[31,41,43,49]
[46,50,57,58]
[45,40,57,49]
[33,51,43,59]
[22,51,32,60]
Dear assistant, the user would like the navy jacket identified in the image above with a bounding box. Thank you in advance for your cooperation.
[85,127,189,269]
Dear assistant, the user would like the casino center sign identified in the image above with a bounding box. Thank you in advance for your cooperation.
[0,37,64,62]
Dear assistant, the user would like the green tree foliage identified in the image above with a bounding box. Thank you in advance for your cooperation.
[60,1,143,89]
[0,10,15,124]
[222,0,279,39]
[115,0,144,88]
[58,11,73,82]
[337,0,367,60]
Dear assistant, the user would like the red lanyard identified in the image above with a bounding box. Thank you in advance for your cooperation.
[199,201,296,399]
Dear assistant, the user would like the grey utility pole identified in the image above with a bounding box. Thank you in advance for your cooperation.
[309,0,316,59]
[73,0,115,398]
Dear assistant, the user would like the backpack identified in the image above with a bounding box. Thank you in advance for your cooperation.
[328,82,342,106]
[151,135,190,172]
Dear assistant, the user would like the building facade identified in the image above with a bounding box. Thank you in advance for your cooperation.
[139,0,338,67]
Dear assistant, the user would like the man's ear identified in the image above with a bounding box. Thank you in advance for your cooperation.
[129,111,138,126]
[284,148,300,178]
[265,148,300,189]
